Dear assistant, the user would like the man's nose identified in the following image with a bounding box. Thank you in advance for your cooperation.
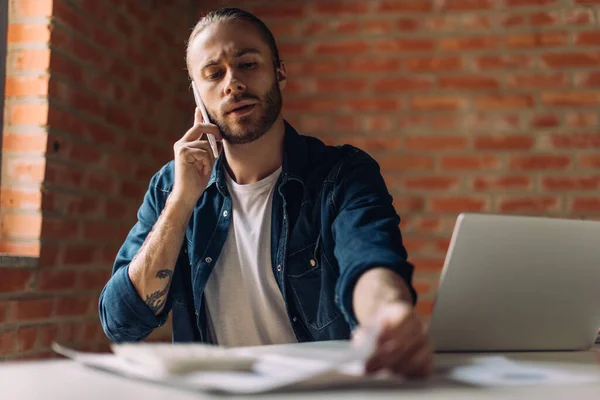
[224,73,246,96]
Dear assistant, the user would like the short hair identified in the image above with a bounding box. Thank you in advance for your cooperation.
[186,7,281,74]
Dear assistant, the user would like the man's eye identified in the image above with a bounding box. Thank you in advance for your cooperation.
[242,62,257,69]
[206,70,222,80]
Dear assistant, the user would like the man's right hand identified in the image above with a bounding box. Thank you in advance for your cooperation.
[171,107,222,209]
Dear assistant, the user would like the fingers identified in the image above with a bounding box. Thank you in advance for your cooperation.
[175,145,213,176]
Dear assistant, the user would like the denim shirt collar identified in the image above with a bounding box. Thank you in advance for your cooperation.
[206,120,307,196]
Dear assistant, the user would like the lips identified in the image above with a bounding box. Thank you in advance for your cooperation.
[226,100,257,114]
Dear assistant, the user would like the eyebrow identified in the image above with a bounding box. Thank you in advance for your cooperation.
[201,48,262,70]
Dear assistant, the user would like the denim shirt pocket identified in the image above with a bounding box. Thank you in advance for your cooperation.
[287,234,341,330]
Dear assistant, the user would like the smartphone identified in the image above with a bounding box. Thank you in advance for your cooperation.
[191,81,219,158]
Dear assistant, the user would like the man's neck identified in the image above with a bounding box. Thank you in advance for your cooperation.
[222,118,285,185]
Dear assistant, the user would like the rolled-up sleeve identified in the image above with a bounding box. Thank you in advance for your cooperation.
[98,170,172,342]
[331,150,417,330]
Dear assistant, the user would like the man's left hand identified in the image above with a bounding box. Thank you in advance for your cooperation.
[354,301,434,377]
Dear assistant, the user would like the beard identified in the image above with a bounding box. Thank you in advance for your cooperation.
[210,79,282,145]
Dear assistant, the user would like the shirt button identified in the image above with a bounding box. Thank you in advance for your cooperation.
[205,257,212,263]
[292,316,297,322]
[223,210,229,217]
[276,265,282,272]
[309,259,316,267]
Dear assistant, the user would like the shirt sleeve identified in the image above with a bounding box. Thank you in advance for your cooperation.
[98,169,173,342]
[331,148,417,330]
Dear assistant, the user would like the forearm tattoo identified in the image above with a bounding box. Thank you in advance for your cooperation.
[145,269,173,313]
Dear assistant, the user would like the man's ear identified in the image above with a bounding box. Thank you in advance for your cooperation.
[276,61,287,89]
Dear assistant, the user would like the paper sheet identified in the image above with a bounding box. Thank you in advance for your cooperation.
[52,342,600,394]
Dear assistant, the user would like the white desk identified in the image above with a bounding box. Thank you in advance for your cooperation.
[2,341,599,399]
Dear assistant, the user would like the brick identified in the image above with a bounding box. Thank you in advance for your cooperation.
[0,188,41,210]
[0,331,16,355]
[416,299,435,316]
[475,95,534,110]
[530,114,561,128]
[12,49,51,71]
[429,197,488,213]
[510,155,571,170]
[1,213,42,239]
[38,325,59,348]
[542,91,600,107]
[0,269,34,293]
[439,36,500,51]
[550,134,600,149]
[476,55,534,69]
[314,41,368,55]
[80,270,110,290]
[285,99,338,113]
[3,156,45,183]
[507,73,568,89]
[411,96,463,111]
[530,11,559,26]
[63,245,96,265]
[85,172,116,193]
[377,1,434,12]
[461,15,493,29]
[67,197,100,217]
[472,176,532,191]
[44,161,84,188]
[403,176,460,190]
[566,111,598,128]
[10,298,54,321]
[542,52,600,68]
[8,103,49,125]
[576,154,600,169]
[7,23,51,43]
[374,77,433,92]
[403,236,430,253]
[506,0,557,5]
[498,196,560,213]
[575,72,600,87]
[395,17,423,31]
[571,198,600,212]
[542,176,600,191]
[55,296,92,317]
[316,78,368,93]
[501,14,526,27]
[474,135,534,150]
[315,1,368,14]
[343,58,401,73]
[565,9,594,25]
[334,116,359,131]
[337,136,401,151]
[440,0,495,11]
[364,116,394,132]
[84,221,120,242]
[17,327,38,352]
[344,98,400,112]
[41,218,79,240]
[0,242,39,256]
[427,15,460,30]
[251,5,305,18]
[13,0,53,17]
[438,75,499,90]
[406,56,462,72]
[576,31,600,46]
[393,197,425,212]
[441,155,502,170]
[506,32,567,48]
[2,132,48,153]
[416,217,443,233]
[379,156,435,171]
[375,38,435,52]
[404,136,468,150]
[37,270,77,291]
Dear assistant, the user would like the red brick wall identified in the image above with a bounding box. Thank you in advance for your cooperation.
[1,0,195,359]
[2,0,599,359]
[198,0,600,316]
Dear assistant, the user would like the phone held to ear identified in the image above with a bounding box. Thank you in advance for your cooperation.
[191,81,219,159]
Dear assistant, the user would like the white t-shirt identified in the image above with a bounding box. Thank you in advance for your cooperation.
[204,166,297,347]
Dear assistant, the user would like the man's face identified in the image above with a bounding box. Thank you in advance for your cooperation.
[187,20,286,145]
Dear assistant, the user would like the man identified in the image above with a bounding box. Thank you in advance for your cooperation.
[99,7,433,377]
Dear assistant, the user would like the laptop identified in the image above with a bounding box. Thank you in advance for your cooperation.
[428,213,600,352]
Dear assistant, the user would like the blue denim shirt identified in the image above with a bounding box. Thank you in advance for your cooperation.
[99,121,417,343]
